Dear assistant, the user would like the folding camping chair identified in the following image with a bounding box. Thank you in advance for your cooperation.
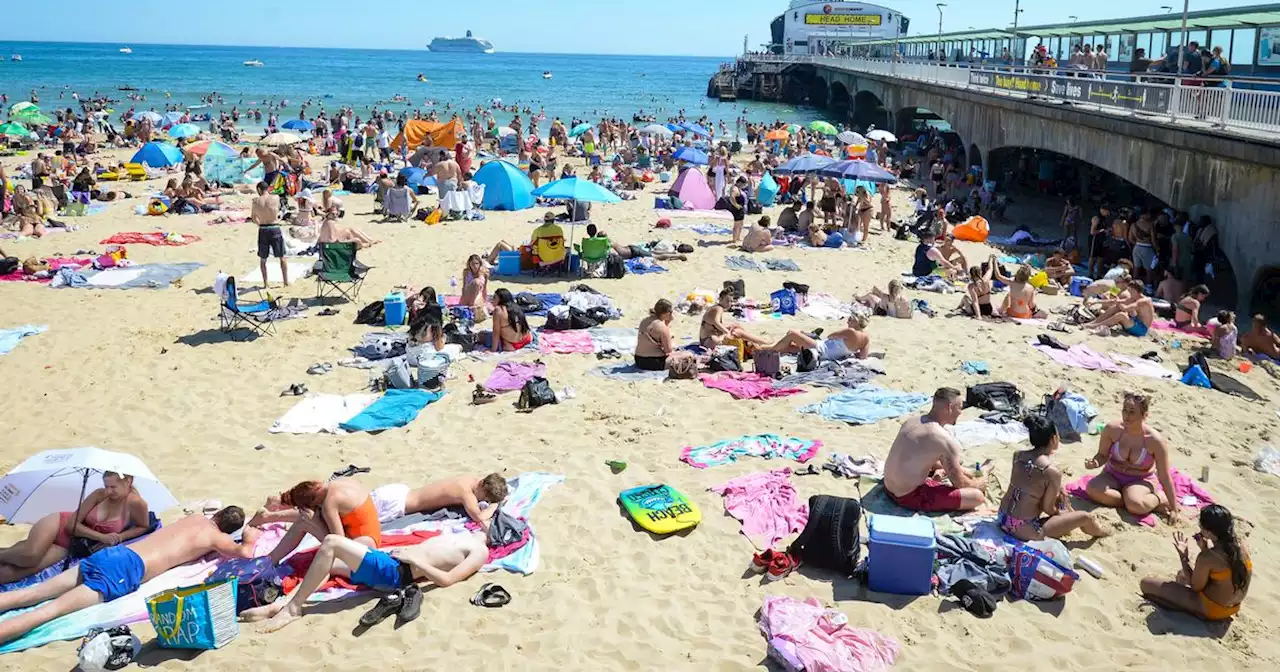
[575,235,611,278]
[315,242,370,303]
[219,275,277,339]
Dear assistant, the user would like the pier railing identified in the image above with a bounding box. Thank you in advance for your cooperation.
[740,54,1280,136]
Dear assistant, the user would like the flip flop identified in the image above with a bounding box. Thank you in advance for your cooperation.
[472,385,497,405]
[358,591,403,627]
[318,308,340,316]
[794,464,820,476]
[331,464,371,479]
[470,583,511,608]
[280,383,307,397]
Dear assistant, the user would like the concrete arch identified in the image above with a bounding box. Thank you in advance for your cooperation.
[852,90,888,130]
[808,76,828,108]
[829,81,852,119]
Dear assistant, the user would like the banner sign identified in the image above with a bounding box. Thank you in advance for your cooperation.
[968,71,1170,114]
[805,14,883,26]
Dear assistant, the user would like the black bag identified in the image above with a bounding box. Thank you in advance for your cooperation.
[516,377,557,411]
[604,254,626,279]
[787,495,862,575]
[444,327,476,351]
[965,382,1023,413]
[723,279,745,299]
[354,301,385,325]
[754,349,781,378]
[0,257,17,276]
[545,306,572,331]
[67,536,102,560]
[571,306,609,329]
[515,292,544,314]
[797,347,821,373]
[708,351,742,372]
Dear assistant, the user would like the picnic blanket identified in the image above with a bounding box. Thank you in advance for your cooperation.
[99,232,203,246]
[0,325,46,356]
[681,434,821,468]
[52,262,204,290]
[270,393,381,434]
[797,386,930,425]
[538,329,595,354]
[710,468,808,550]
[700,371,805,400]
[484,361,546,392]
[338,389,443,432]
[588,362,669,382]
[1065,468,1215,527]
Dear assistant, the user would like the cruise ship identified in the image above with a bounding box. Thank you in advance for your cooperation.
[428,30,494,54]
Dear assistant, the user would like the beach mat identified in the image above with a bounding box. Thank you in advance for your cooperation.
[238,260,314,286]
[64,263,204,290]
[588,362,669,382]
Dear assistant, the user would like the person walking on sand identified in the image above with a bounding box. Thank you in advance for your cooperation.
[252,181,288,287]
[883,387,991,513]
[434,150,461,204]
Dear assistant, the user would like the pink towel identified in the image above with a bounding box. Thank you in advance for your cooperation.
[1151,319,1212,339]
[700,371,804,400]
[758,595,900,672]
[710,468,808,550]
[539,329,595,354]
[1030,342,1120,372]
[1065,468,1215,527]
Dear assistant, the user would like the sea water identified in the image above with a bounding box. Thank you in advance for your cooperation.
[0,42,820,129]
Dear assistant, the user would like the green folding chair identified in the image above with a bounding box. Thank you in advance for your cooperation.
[316,242,370,303]
[574,236,612,277]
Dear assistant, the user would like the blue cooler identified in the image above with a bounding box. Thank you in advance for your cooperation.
[568,253,581,274]
[495,251,522,276]
[867,514,936,595]
[383,292,406,326]
[1069,276,1092,297]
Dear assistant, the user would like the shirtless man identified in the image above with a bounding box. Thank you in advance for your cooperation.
[936,234,968,272]
[1084,278,1156,337]
[251,181,288,287]
[883,388,990,512]
[0,508,253,644]
[245,147,282,189]
[700,288,771,348]
[433,150,461,204]
[242,529,487,633]
[1241,314,1280,359]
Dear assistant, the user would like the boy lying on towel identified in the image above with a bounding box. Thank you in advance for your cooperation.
[253,474,508,531]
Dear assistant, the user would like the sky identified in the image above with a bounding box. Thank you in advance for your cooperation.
[0,0,1263,56]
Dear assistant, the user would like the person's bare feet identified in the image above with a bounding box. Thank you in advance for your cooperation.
[257,605,303,634]
[239,601,286,623]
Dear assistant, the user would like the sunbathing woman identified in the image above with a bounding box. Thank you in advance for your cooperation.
[856,280,911,319]
[1000,265,1044,319]
[489,288,532,352]
[1084,278,1155,336]
[0,472,149,583]
[700,288,771,348]
[1084,392,1181,519]
[318,214,378,249]
[635,299,675,371]
[1140,505,1251,621]
[1174,285,1210,329]
[998,414,1108,541]
[769,312,870,361]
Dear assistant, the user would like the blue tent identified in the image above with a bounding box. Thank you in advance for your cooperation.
[474,160,535,211]
[131,141,184,168]
[757,172,779,206]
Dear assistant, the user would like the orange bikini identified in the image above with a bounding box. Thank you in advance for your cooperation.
[1200,559,1252,620]
[340,497,383,547]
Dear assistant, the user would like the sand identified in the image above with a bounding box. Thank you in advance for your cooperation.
[1,148,1279,671]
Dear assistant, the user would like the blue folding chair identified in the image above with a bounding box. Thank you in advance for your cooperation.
[219,275,277,339]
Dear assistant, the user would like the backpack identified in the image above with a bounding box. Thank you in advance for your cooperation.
[570,306,607,329]
[723,279,745,299]
[708,350,742,372]
[965,382,1023,413]
[797,347,821,373]
[516,376,557,411]
[545,305,572,331]
[604,254,626,279]
[754,349,781,378]
[354,301,386,325]
[515,292,544,314]
[787,495,862,575]
[1042,391,1081,444]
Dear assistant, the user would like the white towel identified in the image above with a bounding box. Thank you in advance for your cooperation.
[269,393,379,434]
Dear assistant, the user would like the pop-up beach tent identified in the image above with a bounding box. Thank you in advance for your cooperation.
[390,118,464,151]
[669,167,714,210]
[473,160,535,211]
[131,141,184,168]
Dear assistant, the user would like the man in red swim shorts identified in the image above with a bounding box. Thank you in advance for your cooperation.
[883,387,990,513]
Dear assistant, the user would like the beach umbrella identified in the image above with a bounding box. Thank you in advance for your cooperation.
[9,101,38,115]
[809,121,838,135]
[672,146,708,165]
[867,129,897,143]
[678,122,711,138]
[532,176,621,204]
[836,130,865,145]
[497,126,517,138]
[260,132,302,147]
[281,119,314,132]
[0,447,177,525]
[764,129,789,142]
[473,160,536,211]
[135,111,163,124]
[168,123,201,139]
[819,159,897,184]
[161,111,184,127]
[12,110,52,126]
[568,122,593,138]
[131,141,185,168]
[787,124,802,134]
[186,139,236,157]
[638,124,673,137]
[774,153,834,175]
[398,166,436,189]
[0,122,35,139]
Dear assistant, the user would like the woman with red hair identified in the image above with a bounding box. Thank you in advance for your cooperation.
[259,478,383,563]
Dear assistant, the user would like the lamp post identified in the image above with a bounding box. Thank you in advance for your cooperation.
[1012,0,1023,64]
[936,3,947,61]
[1175,0,1189,76]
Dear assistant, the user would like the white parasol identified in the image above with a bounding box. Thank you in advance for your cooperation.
[867,130,897,143]
[0,447,177,525]
[260,132,302,147]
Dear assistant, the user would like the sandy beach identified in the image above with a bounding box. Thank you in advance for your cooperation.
[2,147,1279,671]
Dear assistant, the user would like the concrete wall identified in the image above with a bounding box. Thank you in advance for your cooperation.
[809,65,1280,314]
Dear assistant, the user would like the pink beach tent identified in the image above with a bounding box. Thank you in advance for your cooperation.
[671,167,716,210]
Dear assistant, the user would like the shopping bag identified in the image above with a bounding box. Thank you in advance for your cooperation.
[145,578,239,650]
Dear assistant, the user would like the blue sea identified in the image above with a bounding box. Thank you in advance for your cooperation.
[0,42,820,129]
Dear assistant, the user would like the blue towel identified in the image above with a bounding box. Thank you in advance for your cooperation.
[0,325,47,356]
[339,389,443,432]
[588,362,669,382]
[725,255,765,273]
[763,258,800,272]
[688,224,733,236]
[519,292,565,317]
[624,258,666,274]
[797,387,930,425]
[960,360,989,375]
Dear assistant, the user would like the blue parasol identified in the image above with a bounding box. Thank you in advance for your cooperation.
[819,159,897,183]
[773,153,835,175]
[672,146,708,165]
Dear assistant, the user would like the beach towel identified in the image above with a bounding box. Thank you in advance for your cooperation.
[624,257,666,274]
[775,360,881,390]
[85,268,144,287]
[725,255,766,273]
[0,325,46,356]
[671,223,733,236]
[656,208,733,220]
[1065,468,1215,527]
[758,595,900,672]
[763,258,801,272]
[1151,319,1213,339]
[700,371,805,400]
[586,327,636,354]
[339,389,443,432]
[588,362,669,382]
[238,261,314,286]
[484,361,546,393]
[797,386,930,425]
[269,393,379,434]
[0,257,91,284]
[710,468,808,550]
[98,232,202,246]
[1030,342,1178,380]
[681,434,821,469]
[1109,353,1177,380]
[801,293,852,321]
[55,262,204,290]
[538,329,595,354]
[948,420,1030,449]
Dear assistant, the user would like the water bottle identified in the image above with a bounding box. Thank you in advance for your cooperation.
[449,276,458,291]
[1075,555,1104,579]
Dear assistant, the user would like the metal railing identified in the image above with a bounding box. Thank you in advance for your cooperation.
[738,54,1280,135]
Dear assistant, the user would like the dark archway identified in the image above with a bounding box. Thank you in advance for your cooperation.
[852,90,889,132]
[806,77,828,108]
[1252,267,1280,322]
[968,144,983,170]
[894,107,961,149]
[829,81,851,120]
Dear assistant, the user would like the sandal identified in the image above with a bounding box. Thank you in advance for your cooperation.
[318,308,340,316]
[469,583,511,608]
[331,464,371,479]
[472,384,497,405]
[794,464,820,476]
[358,591,403,627]
[280,383,307,397]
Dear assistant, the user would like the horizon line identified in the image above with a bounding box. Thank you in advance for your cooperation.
[0,38,736,60]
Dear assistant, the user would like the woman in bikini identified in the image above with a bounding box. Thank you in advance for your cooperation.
[634,299,674,371]
[727,176,749,247]
[960,262,996,319]
[853,185,874,242]
[459,254,490,315]
[260,479,384,563]
[998,414,1108,541]
[1174,285,1210,329]
[856,279,911,319]
[1084,392,1181,519]
[0,472,149,582]
[768,313,871,361]
[1000,265,1042,319]
[818,177,842,230]
[1141,504,1251,621]
[489,288,532,352]
[700,288,772,349]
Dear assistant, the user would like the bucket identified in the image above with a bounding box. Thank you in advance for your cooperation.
[383,292,407,326]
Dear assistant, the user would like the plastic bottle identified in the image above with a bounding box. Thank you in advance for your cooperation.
[1075,555,1104,579]
[449,276,458,291]
[1089,421,1104,435]
[1170,339,1182,350]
